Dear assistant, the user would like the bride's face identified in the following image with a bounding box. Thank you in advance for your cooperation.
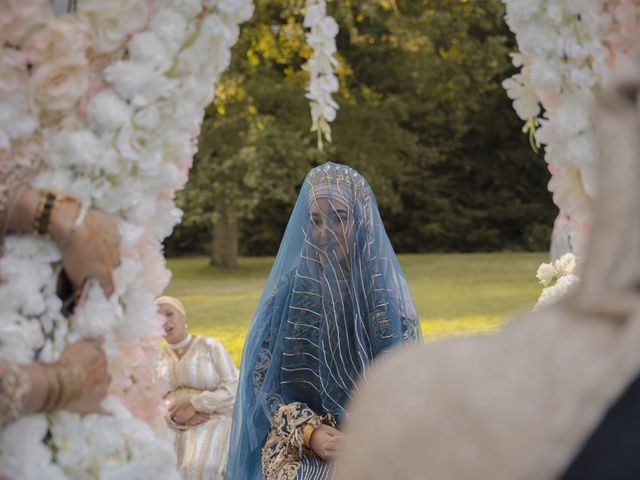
[309,196,353,266]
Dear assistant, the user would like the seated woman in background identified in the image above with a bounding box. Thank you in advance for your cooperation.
[155,296,238,480]
[226,162,421,480]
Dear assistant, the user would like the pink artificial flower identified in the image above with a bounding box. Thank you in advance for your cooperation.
[110,340,167,429]
[536,88,562,115]
[0,0,50,47]
[605,0,640,61]
[28,57,90,122]
[0,49,30,96]
[547,164,593,257]
[75,81,106,123]
[139,239,172,297]
[23,16,93,65]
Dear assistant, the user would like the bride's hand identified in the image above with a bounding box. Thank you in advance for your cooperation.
[309,424,345,460]
[52,203,121,297]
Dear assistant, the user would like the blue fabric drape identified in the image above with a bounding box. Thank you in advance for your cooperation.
[227,162,421,480]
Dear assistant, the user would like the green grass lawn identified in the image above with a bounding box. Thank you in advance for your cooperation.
[165,252,547,365]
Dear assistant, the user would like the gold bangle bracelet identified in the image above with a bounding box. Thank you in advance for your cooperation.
[56,361,85,407]
[32,191,77,238]
[303,423,317,449]
[40,363,62,413]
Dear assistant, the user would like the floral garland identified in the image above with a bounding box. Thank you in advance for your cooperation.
[503,0,640,258]
[304,0,340,149]
[503,0,640,305]
[0,0,252,478]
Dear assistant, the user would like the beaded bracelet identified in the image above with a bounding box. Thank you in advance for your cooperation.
[33,191,57,236]
[32,191,77,238]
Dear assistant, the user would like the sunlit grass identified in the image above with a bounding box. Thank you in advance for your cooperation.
[164,252,547,365]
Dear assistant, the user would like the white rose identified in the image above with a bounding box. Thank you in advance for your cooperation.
[536,262,557,287]
[28,57,88,118]
[529,58,562,90]
[570,67,597,88]
[565,132,594,170]
[0,416,65,480]
[0,95,37,148]
[73,280,124,337]
[0,317,45,362]
[215,0,254,22]
[87,89,132,134]
[78,0,150,54]
[128,31,171,71]
[47,129,103,169]
[554,253,577,277]
[545,3,564,24]
[104,60,157,101]
[149,9,189,57]
[555,93,592,136]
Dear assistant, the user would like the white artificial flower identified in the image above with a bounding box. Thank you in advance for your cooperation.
[545,3,564,24]
[28,57,89,118]
[570,67,597,88]
[554,253,576,277]
[7,0,252,474]
[73,280,124,338]
[529,58,562,90]
[128,31,171,72]
[554,92,592,137]
[0,416,66,480]
[0,317,46,362]
[104,60,158,102]
[157,0,202,20]
[502,74,541,120]
[0,95,37,148]
[78,0,150,54]
[133,104,162,130]
[46,129,104,169]
[87,89,132,134]
[148,9,189,57]
[504,0,542,28]
[536,261,557,287]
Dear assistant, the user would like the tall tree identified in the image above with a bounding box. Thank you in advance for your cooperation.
[166,0,556,263]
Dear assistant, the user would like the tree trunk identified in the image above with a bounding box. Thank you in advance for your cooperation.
[212,206,238,269]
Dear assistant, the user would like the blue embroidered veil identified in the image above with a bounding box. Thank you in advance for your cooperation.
[226,162,421,479]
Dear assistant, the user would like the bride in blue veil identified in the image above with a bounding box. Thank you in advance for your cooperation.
[226,162,421,480]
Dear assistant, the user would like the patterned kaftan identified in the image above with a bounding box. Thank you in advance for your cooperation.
[156,336,238,480]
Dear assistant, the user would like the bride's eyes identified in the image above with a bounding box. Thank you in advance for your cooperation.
[310,211,349,227]
[310,214,323,227]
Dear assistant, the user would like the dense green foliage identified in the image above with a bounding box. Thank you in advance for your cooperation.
[165,0,556,263]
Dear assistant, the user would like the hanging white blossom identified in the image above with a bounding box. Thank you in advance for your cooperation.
[304,0,340,149]
[503,0,640,258]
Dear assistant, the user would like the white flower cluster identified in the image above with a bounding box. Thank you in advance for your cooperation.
[304,0,340,149]
[534,253,580,309]
[503,0,640,257]
[0,0,252,477]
